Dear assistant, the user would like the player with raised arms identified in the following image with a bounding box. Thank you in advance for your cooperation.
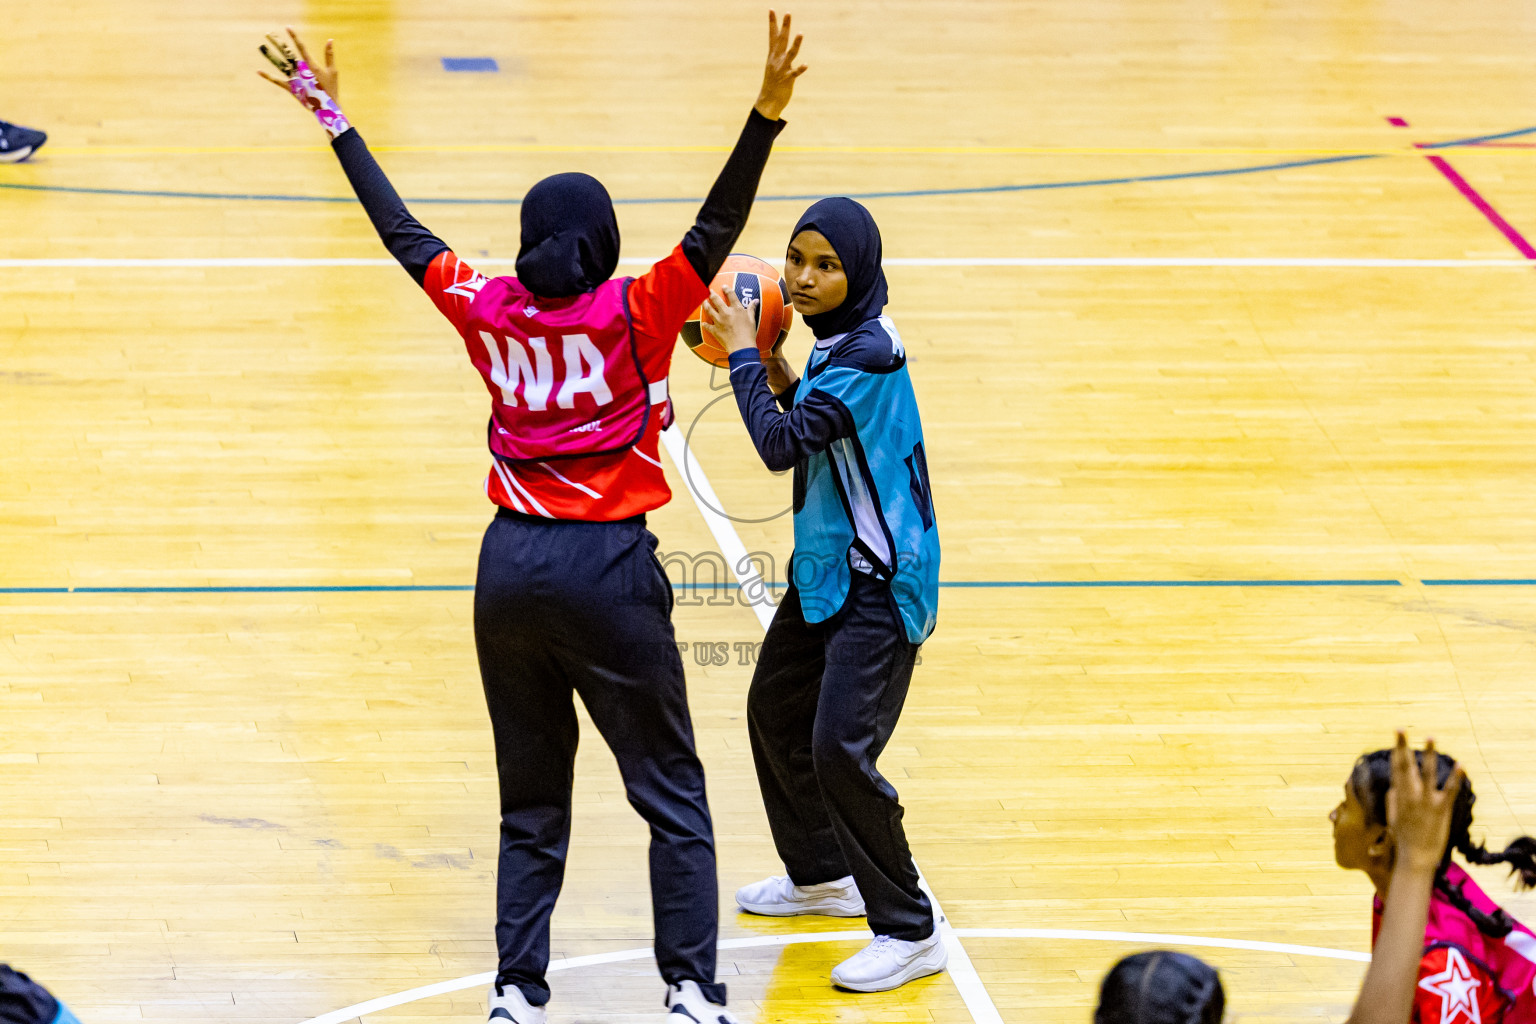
[1093,731,1530,1024]
[1331,733,1536,1024]
[701,198,944,991]
[259,17,806,1024]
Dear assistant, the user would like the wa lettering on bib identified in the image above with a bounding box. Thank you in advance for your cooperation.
[464,276,665,462]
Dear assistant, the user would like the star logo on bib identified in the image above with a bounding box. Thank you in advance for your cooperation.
[524,304,540,317]
[1419,948,1484,1024]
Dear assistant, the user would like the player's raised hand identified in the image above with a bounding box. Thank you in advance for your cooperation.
[258,27,339,103]
[754,10,807,121]
[1386,731,1463,876]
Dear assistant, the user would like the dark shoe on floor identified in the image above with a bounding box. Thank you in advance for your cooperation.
[0,121,47,163]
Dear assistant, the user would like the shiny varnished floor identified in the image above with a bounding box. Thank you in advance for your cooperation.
[4,1,1536,1022]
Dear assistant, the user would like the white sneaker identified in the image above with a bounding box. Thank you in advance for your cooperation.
[830,931,948,992]
[735,873,866,917]
[665,980,737,1024]
[486,982,547,1023]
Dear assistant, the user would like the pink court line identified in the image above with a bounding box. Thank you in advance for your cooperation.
[1416,147,1536,259]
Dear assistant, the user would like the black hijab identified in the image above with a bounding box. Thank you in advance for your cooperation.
[0,964,60,1024]
[1094,952,1225,1024]
[515,172,621,298]
[791,197,889,339]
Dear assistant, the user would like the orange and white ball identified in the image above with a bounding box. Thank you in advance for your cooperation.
[679,253,793,368]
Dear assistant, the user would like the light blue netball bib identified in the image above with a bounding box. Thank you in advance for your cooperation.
[789,315,940,644]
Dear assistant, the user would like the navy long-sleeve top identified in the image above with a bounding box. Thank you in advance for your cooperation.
[727,349,855,472]
[724,319,921,473]
[330,110,785,288]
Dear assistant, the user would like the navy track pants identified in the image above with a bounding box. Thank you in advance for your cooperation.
[474,508,724,1005]
[746,570,935,941]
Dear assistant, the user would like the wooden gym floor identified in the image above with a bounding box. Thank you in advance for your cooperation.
[4,0,1536,1021]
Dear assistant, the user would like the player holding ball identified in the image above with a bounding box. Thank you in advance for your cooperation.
[702,198,945,992]
[261,15,805,1024]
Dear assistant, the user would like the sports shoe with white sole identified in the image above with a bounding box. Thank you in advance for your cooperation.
[665,979,737,1024]
[486,981,547,1023]
[830,931,948,992]
[735,873,866,917]
[0,122,46,163]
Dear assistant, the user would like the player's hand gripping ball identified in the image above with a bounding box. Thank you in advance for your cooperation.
[680,254,793,367]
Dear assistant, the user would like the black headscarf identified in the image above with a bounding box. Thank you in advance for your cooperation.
[791,197,889,339]
[0,965,60,1024]
[515,172,621,298]
[1094,952,1225,1024]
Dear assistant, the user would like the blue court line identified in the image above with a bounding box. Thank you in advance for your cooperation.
[0,584,476,594]
[441,57,500,73]
[638,579,1406,589]
[1422,579,1536,586]
[4,124,1534,206]
[27,578,1536,593]
[940,579,1401,588]
[0,579,1405,595]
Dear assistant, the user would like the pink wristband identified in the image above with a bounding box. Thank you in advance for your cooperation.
[287,60,352,140]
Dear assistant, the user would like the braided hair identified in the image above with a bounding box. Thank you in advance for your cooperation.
[1351,748,1536,939]
[1095,951,1225,1024]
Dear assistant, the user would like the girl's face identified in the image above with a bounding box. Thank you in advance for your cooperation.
[785,230,849,316]
[1330,775,1389,872]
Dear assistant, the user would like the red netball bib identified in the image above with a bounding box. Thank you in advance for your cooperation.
[465,276,662,462]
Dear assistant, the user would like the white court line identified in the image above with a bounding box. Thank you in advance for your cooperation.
[956,928,1370,963]
[2,256,1535,269]
[659,425,775,630]
[881,256,1534,268]
[292,927,1369,1024]
[917,870,1004,1024]
[658,423,1002,1023]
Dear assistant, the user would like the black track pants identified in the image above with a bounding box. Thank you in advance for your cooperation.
[474,509,725,1005]
[746,571,934,941]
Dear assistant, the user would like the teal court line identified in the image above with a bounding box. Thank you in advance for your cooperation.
[19,579,1536,595]
[0,579,1416,594]
[3,124,1534,205]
